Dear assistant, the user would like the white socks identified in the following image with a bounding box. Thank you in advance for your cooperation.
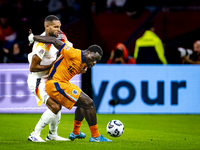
[49,110,61,137]
[32,109,56,136]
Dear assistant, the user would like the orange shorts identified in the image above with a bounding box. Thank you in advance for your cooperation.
[46,79,82,110]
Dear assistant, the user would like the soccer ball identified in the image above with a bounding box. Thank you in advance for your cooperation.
[106,120,124,137]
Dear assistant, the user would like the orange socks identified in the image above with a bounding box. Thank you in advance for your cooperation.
[89,124,100,138]
[73,120,82,135]
[73,120,100,138]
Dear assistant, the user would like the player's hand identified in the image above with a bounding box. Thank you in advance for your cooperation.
[28,29,34,46]
[79,66,87,74]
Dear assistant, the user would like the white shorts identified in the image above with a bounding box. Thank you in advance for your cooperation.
[27,73,49,107]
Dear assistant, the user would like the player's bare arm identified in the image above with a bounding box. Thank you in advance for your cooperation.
[33,35,63,50]
[33,36,88,74]
[29,31,87,74]
[30,54,55,72]
[29,29,63,50]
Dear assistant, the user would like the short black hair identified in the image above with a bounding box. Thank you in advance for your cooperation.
[45,15,59,23]
[88,45,103,56]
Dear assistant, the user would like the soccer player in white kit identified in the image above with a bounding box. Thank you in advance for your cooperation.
[27,15,73,142]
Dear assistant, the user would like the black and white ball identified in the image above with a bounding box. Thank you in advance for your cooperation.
[106,120,124,137]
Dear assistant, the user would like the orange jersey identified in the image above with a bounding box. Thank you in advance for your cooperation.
[49,43,86,82]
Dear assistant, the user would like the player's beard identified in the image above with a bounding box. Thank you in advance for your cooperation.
[48,29,58,37]
[49,32,57,37]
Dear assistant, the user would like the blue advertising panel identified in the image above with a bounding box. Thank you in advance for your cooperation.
[0,64,81,113]
[92,64,200,114]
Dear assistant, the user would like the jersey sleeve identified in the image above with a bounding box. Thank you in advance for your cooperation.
[33,42,50,60]
[58,43,79,60]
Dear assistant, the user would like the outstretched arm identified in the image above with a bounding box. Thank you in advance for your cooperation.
[29,29,64,50]
[33,35,64,50]
[28,29,88,74]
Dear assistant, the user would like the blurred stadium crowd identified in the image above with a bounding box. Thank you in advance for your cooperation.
[1,0,200,64]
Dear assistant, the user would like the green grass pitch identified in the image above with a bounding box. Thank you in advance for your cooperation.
[0,114,200,150]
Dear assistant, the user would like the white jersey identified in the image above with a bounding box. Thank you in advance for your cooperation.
[28,31,73,79]
[27,31,72,107]
[28,32,58,79]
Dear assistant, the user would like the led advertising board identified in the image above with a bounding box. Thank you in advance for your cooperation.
[0,64,81,113]
[92,64,200,114]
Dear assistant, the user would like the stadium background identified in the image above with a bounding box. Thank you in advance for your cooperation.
[0,0,200,114]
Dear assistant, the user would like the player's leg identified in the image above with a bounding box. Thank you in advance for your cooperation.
[27,77,50,142]
[69,106,86,140]
[46,96,61,114]
[45,93,70,141]
[46,109,69,141]
[28,97,61,142]
[48,110,61,136]
[71,91,112,142]
[45,80,74,141]
[28,78,69,142]
[73,106,85,135]
[76,92,100,137]
[48,81,109,142]
[28,108,55,142]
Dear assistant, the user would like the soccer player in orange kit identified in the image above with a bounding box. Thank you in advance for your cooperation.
[28,32,112,142]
